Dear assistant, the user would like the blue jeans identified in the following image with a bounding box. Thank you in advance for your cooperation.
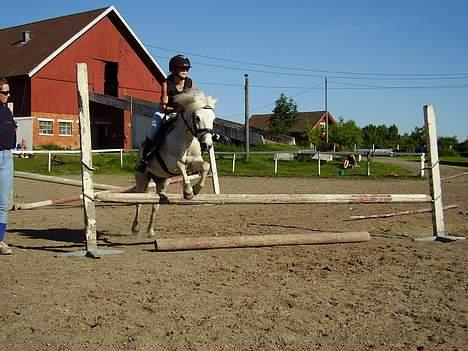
[147,111,165,140]
[0,150,13,224]
[147,112,177,140]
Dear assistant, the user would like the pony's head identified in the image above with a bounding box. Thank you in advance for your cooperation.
[174,91,217,151]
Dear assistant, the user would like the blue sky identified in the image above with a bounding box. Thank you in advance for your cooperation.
[3,0,468,139]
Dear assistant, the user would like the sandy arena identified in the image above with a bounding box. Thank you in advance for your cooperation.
[1,163,467,351]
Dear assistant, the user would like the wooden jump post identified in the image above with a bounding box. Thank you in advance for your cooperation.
[415,105,464,242]
[59,63,124,258]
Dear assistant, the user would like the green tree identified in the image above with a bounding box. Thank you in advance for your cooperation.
[329,117,363,150]
[399,126,425,152]
[438,136,459,156]
[454,138,468,156]
[268,94,298,134]
[362,124,381,148]
[387,124,400,148]
[303,120,322,147]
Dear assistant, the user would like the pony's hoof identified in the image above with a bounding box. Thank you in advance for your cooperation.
[184,192,194,200]
[193,185,202,195]
[146,231,155,239]
[131,226,140,235]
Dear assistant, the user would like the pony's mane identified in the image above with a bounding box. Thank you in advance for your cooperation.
[173,90,217,112]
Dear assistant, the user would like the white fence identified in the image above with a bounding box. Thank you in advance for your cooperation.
[12,148,137,172]
[12,148,426,177]
[216,150,426,177]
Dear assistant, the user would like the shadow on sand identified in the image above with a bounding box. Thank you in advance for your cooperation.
[10,228,152,253]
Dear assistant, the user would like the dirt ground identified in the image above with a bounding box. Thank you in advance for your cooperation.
[1,162,467,351]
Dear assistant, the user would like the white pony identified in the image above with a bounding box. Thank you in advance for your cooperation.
[132,90,217,237]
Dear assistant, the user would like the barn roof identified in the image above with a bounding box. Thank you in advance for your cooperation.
[250,111,337,133]
[0,6,166,79]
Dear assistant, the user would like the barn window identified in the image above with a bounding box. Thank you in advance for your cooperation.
[319,122,326,130]
[38,119,53,135]
[104,61,119,96]
[58,120,72,136]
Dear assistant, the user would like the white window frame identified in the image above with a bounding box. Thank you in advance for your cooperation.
[319,122,326,130]
[38,118,54,136]
[58,119,73,136]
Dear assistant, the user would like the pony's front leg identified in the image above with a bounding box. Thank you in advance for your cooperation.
[176,160,194,199]
[192,159,210,195]
[146,178,170,238]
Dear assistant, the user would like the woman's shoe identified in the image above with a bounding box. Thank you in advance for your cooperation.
[0,241,12,255]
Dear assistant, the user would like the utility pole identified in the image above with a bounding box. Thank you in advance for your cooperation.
[325,77,329,143]
[244,73,250,159]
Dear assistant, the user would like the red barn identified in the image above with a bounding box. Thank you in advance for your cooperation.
[0,6,166,149]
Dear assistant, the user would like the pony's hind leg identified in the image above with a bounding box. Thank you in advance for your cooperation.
[145,204,159,238]
[132,171,151,235]
[132,204,142,235]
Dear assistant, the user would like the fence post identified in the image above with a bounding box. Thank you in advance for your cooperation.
[48,152,52,172]
[367,152,372,176]
[274,154,278,175]
[120,149,123,168]
[317,151,321,176]
[420,153,425,178]
[232,153,236,173]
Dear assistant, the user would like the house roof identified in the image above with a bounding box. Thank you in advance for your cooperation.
[250,111,336,133]
[0,6,166,79]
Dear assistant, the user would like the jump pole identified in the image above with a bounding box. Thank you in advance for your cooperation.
[13,174,203,210]
[14,171,120,190]
[155,231,371,251]
[59,63,123,258]
[95,192,432,205]
[416,105,464,242]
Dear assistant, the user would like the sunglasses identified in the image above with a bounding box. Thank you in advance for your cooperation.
[0,91,10,95]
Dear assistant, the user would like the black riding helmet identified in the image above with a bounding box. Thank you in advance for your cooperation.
[169,54,191,73]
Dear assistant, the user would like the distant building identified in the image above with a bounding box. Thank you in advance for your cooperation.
[0,6,165,149]
[249,111,337,145]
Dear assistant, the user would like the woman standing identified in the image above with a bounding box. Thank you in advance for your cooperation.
[0,77,15,255]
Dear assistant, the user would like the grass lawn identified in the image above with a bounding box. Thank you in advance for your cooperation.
[216,155,416,178]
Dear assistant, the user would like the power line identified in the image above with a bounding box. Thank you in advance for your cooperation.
[197,80,468,90]
[328,81,468,89]
[154,54,468,81]
[224,82,324,119]
[146,44,468,78]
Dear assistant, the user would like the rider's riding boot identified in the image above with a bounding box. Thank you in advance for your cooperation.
[135,137,154,173]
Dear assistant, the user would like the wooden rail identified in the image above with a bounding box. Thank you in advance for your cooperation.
[155,231,371,251]
[96,192,432,204]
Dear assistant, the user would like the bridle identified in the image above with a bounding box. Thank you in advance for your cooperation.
[180,106,214,140]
